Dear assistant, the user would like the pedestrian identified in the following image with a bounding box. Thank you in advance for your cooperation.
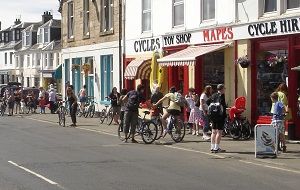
[200,85,213,140]
[188,93,202,136]
[208,84,227,153]
[26,90,35,113]
[118,88,128,132]
[20,99,25,114]
[67,87,78,127]
[109,87,121,125]
[7,89,15,116]
[270,92,287,152]
[14,88,22,114]
[122,84,145,143]
[185,88,195,134]
[49,88,56,114]
[79,85,87,114]
[39,96,46,114]
[273,83,290,120]
[150,86,164,114]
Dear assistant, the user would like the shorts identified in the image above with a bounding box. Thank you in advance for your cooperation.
[113,106,121,115]
[211,120,225,130]
[79,96,87,103]
[167,109,181,116]
[271,120,285,134]
[8,102,14,109]
[124,111,139,134]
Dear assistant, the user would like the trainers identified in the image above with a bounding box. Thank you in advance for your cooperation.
[213,148,226,153]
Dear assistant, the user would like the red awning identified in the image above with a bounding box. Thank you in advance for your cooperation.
[158,43,232,67]
[124,59,151,80]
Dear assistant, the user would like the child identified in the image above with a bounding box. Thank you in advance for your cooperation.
[39,96,46,114]
[270,92,286,153]
[188,94,201,136]
[185,88,195,134]
[20,99,25,114]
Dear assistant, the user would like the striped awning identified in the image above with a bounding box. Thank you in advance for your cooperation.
[124,59,151,80]
[158,43,232,67]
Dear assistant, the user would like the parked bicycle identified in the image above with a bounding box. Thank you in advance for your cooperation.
[224,97,252,140]
[83,97,97,118]
[118,110,158,144]
[99,97,114,125]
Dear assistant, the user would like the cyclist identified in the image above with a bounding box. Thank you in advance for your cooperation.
[154,86,183,137]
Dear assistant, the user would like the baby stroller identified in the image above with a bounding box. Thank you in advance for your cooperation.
[224,97,252,140]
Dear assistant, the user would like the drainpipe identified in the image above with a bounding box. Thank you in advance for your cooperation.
[118,0,123,90]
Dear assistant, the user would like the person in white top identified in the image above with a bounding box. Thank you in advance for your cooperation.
[49,89,57,114]
[188,93,202,136]
[200,85,213,140]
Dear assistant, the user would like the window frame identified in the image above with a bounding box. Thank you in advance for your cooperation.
[67,1,75,39]
[201,0,216,21]
[100,0,114,34]
[172,0,185,28]
[142,0,152,33]
[83,0,90,37]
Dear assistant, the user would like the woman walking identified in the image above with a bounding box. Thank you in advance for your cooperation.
[67,87,78,127]
[200,85,212,140]
[109,87,121,125]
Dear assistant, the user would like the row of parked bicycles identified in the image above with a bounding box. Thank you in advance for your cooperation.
[57,96,253,144]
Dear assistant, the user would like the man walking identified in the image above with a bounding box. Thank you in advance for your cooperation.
[122,84,145,143]
[208,84,227,153]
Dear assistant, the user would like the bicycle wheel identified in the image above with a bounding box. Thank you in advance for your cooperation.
[229,119,242,140]
[58,106,66,127]
[155,119,163,140]
[106,107,114,125]
[99,109,106,124]
[222,118,230,137]
[141,121,158,144]
[241,119,252,140]
[170,119,186,143]
[90,104,95,118]
[84,106,90,118]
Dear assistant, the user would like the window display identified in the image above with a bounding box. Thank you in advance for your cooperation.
[203,51,224,90]
[256,49,288,115]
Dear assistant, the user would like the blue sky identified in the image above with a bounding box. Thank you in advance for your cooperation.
[0,0,61,29]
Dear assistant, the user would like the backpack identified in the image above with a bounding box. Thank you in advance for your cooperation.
[174,92,187,107]
[208,93,224,120]
[126,91,141,111]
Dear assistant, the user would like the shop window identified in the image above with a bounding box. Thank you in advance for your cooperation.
[287,0,300,9]
[83,0,90,36]
[100,55,113,101]
[202,0,215,21]
[142,0,152,32]
[256,49,288,115]
[203,51,224,91]
[173,0,184,27]
[264,0,277,13]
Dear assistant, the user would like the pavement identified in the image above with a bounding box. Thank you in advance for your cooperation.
[0,111,299,190]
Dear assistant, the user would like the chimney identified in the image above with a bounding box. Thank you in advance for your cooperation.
[14,19,21,25]
[42,11,53,24]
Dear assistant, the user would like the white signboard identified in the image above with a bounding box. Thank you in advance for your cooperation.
[255,124,278,158]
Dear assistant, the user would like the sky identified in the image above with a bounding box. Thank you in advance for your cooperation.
[0,0,61,30]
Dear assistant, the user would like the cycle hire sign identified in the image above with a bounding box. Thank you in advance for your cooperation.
[255,124,278,158]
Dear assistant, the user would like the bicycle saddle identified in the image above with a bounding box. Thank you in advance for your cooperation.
[143,111,150,115]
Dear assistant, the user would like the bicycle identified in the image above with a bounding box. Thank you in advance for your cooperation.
[0,99,6,116]
[83,97,97,118]
[165,114,186,143]
[99,97,114,125]
[118,110,158,144]
[57,100,66,127]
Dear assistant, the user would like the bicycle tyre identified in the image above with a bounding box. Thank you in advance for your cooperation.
[90,104,95,118]
[241,119,252,140]
[84,106,90,118]
[229,120,242,140]
[99,109,106,124]
[155,120,163,140]
[106,107,114,125]
[141,121,158,144]
[58,106,66,127]
[170,119,185,143]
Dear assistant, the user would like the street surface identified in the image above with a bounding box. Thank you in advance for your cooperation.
[0,114,299,190]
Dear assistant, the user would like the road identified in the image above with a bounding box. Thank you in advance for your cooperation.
[0,116,299,190]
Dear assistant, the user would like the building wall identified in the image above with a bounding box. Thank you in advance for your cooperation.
[61,0,120,49]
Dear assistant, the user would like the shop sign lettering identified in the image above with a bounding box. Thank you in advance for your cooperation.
[248,18,300,37]
[202,27,233,42]
[134,38,161,52]
[163,33,192,46]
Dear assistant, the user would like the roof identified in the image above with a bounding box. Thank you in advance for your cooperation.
[43,40,61,51]
[40,19,61,28]
[0,41,22,51]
